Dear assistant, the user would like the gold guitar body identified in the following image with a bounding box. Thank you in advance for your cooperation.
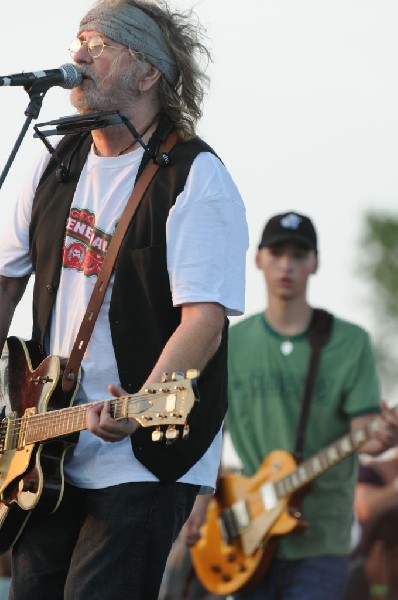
[191,407,387,595]
[190,450,303,596]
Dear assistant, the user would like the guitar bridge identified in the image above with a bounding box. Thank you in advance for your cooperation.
[221,499,250,544]
[231,500,250,530]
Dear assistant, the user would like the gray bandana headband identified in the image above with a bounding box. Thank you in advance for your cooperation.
[78,2,179,87]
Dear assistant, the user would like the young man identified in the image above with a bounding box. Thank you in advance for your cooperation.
[0,1,248,598]
[183,211,398,600]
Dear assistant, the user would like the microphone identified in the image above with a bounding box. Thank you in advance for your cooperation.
[0,64,82,90]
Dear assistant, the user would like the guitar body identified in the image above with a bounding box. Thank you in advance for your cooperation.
[191,405,391,596]
[0,337,77,552]
[190,450,302,596]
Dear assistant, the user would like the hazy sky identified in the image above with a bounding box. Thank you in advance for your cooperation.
[1,1,398,352]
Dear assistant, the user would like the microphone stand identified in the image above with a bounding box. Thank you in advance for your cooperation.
[0,81,48,189]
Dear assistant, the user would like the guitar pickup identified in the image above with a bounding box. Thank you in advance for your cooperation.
[231,499,250,531]
[261,482,278,511]
[2,411,17,452]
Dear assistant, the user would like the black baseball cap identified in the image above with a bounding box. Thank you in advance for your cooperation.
[258,211,318,253]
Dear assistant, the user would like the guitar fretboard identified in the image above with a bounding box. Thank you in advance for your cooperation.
[274,414,387,498]
[0,394,155,451]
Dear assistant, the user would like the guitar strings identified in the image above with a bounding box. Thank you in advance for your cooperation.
[0,391,174,446]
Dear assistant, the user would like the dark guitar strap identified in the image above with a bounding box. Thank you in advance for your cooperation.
[62,131,178,392]
[293,308,334,463]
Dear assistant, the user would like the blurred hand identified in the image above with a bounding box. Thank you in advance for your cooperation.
[179,494,212,546]
[374,401,398,449]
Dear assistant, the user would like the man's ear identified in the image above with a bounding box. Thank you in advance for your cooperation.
[311,255,319,275]
[255,249,266,270]
[139,65,161,93]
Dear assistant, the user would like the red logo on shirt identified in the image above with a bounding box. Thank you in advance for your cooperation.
[62,208,112,277]
[65,242,86,270]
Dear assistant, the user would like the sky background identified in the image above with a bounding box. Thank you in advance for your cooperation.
[1,1,398,394]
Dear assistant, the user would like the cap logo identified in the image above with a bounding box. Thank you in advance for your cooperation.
[280,213,302,230]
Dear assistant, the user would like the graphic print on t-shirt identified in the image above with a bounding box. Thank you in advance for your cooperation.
[62,207,113,278]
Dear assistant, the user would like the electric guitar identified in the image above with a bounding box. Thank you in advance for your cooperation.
[0,336,199,553]
[190,410,394,596]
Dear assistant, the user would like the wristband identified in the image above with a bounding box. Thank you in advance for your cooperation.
[369,583,390,597]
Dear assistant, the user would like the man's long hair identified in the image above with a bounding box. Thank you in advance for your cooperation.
[107,0,211,140]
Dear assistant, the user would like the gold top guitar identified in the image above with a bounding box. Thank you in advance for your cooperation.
[190,411,392,596]
[0,336,199,553]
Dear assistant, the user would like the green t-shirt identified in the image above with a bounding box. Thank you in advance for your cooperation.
[226,312,380,559]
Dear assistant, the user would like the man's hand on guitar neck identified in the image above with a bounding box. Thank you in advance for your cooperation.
[354,401,398,456]
[179,494,212,546]
[86,384,139,443]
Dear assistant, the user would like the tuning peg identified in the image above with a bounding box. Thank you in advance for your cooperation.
[160,372,169,383]
[185,369,200,379]
[171,372,184,381]
[182,424,190,440]
[151,428,164,442]
[165,426,179,444]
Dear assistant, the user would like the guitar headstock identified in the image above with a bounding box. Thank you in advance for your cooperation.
[127,370,199,443]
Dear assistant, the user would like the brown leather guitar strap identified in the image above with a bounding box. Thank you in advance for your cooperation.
[293,308,334,463]
[62,131,178,392]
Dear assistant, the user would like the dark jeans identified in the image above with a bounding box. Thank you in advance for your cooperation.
[9,481,199,600]
[239,556,348,600]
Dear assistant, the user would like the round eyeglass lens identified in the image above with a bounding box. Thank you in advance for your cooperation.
[88,36,104,58]
[69,38,81,57]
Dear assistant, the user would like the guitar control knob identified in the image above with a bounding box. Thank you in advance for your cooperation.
[210,565,221,573]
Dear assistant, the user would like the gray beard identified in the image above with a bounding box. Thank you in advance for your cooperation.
[70,67,141,114]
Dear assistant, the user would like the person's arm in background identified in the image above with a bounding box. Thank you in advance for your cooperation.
[355,456,398,524]
[179,493,213,546]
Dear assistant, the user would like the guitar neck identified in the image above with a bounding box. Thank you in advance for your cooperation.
[2,386,187,451]
[275,411,390,498]
[0,337,198,453]
[20,396,142,445]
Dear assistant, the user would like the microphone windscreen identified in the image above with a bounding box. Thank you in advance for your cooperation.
[60,64,82,89]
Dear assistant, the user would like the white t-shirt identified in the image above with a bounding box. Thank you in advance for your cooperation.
[0,141,248,491]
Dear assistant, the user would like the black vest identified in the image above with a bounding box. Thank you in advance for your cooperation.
[29,132,228,483]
